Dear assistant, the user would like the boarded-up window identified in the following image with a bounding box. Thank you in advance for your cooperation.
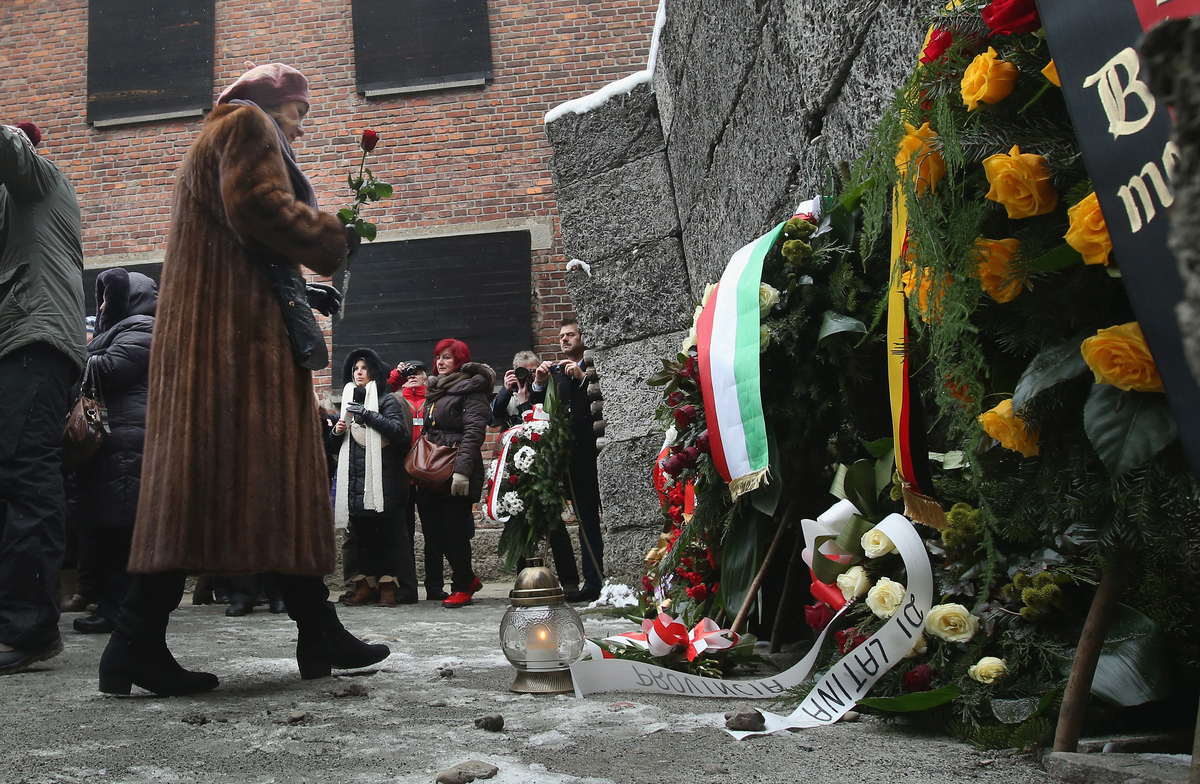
[88,0,215,127]
[332,232,531,376]
[352,0,494,97]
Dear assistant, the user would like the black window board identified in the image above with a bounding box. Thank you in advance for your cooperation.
[332,231,531,378]
[352,0,494,94]
[88,0,215,125]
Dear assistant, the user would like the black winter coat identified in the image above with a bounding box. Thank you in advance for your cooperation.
[67,269,156,529]
[334,348,412,515]
[423,362,495,499]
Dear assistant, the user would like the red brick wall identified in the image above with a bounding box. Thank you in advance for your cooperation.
[0,0,656,368]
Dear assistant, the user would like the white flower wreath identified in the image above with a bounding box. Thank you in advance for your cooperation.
[502,491,525,514]
[513,445,537,472]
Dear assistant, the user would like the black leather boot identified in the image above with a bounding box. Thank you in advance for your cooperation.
[98,571,218,696]
[278,575,390,679]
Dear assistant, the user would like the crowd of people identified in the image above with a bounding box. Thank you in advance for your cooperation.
[0,62,604,697]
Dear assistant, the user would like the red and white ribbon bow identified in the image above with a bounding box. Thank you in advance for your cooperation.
[685,617,739,661]
[604,614,738,661]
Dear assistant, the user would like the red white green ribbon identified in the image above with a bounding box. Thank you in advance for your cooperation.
[696,222,787,498]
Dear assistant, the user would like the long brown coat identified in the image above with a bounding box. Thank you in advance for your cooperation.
[129,103,346,575]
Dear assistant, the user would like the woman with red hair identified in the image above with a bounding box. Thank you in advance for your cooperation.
[418,339,494,606]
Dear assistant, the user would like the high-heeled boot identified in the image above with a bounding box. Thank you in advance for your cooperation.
[98,571,219,696]
[278,575,391,679]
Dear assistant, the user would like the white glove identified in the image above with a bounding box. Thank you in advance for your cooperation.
[450,472,470,497]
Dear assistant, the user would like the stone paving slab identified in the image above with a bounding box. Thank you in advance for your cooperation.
[2,587,1055,784]
[1042,751,1192,784]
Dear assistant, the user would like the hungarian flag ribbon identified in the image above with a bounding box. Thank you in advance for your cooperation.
[696,222,786,499]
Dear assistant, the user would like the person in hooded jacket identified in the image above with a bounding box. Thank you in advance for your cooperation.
[65,269,156,634]
[332,348,415,606]
[418,339,493,607]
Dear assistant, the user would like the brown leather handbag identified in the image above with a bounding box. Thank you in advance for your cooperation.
[404,402,458,492]
[62,359,108,468]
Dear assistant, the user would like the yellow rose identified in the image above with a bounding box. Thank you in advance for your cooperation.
[904,634,928,659]
[961,47,1019,111]
[978,398,1040,458]
[1041,60,1061,87]
[866,577,906,619]
[759,325,771,353]
[974,237,1023,303]
[968,656,1008,683]
[1080,322,1164,393]
[861,527,898,558]
[1065,192,1113,266]
[896,122,946,196]
[925,603,979,643]
[836,565,871,601]
[982,145,1058,219]
[901,266,951,323]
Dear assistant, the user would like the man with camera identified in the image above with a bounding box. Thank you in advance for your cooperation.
[532,319,603,603]
[0,122,86,675]
[491,350,540,431]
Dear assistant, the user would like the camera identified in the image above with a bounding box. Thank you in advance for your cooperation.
[514,366,531,384]
[549,363,564,375]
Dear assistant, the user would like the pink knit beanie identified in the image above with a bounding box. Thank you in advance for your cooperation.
[216,63,310,108]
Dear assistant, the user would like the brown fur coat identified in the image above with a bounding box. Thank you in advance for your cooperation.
[128,103,346,575]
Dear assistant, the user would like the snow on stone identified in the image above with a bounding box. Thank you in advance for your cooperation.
[543,0,666,124]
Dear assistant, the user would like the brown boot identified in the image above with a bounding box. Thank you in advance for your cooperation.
[342,579,376,606]
[378,582,397,607]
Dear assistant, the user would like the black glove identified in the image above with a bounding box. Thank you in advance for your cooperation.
[305,283,342,317]
[344,401,365,421]
[346,224,362,260]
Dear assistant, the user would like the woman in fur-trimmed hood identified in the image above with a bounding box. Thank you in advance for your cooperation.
[99,63,388,699]
[417,339,495,607]
[331,347,413,606]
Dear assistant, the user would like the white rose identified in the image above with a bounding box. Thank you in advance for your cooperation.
[925,603,979,643]
[861,528,898,558]
[693,304,704,326]
[968,656,1007,683]
[904,634,927,659]
[681,325,698,354]
[836,566,871,601]
[759,325,771,353]
[758,283,780,318]
[865,577,905,619]
[701,283,718,307]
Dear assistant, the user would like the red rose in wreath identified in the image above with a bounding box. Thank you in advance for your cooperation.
[920,28,953,64]
[904,664,934,693]
[509,474,520,485]
[981,0,1040,35]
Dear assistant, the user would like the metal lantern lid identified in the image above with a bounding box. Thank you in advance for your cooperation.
[509,557,566,606]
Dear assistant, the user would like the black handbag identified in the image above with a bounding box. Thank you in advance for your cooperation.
[267,263,329,371]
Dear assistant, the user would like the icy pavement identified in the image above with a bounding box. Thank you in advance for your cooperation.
[1,585,1053,784]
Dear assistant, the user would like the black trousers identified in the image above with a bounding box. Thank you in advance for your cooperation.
[547,525,579,590]
[348,510,402,581]
[0,344,76,649]
[417,492,475,594]
[574,494,604,592]
[228,573,282,606]
[77,527,133,622]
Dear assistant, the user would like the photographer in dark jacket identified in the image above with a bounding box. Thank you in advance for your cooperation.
[65,269,155,633]
[332,348,414,606]
[533,319,603,603]
[490,350,540,431]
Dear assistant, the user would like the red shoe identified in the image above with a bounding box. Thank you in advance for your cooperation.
[442,592,473,608]
[468,577,483,595]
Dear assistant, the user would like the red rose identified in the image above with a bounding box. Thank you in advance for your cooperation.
[668,505,684,523]
[662,454,686,478]
[666,391,685,408]
[835,627,869,655]
[804,602,834,632]
[361,128,380,152]
[920,28,953,64]
[530,432,541,442]
[681,357,698,379]
[642,574,654,594]
[981,0,1040,35]
[509,474,519,485]
[667,485,685,505]
[680,446,701,468]
[696,430,711,454]
[903,664,933,693]
[673,404,697,428]
[686,583,709,602]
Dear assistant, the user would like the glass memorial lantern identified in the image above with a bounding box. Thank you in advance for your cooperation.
[498,557,586,693]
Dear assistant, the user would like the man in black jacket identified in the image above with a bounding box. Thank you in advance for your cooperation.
[0,122,85,675]
[533,320,603,603]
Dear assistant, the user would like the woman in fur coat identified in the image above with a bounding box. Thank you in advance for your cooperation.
[418,339,494,607]
[332,348,414,606]
[98,64,388,697]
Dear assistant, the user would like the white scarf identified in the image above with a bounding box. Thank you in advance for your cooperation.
[335,381,385,529]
